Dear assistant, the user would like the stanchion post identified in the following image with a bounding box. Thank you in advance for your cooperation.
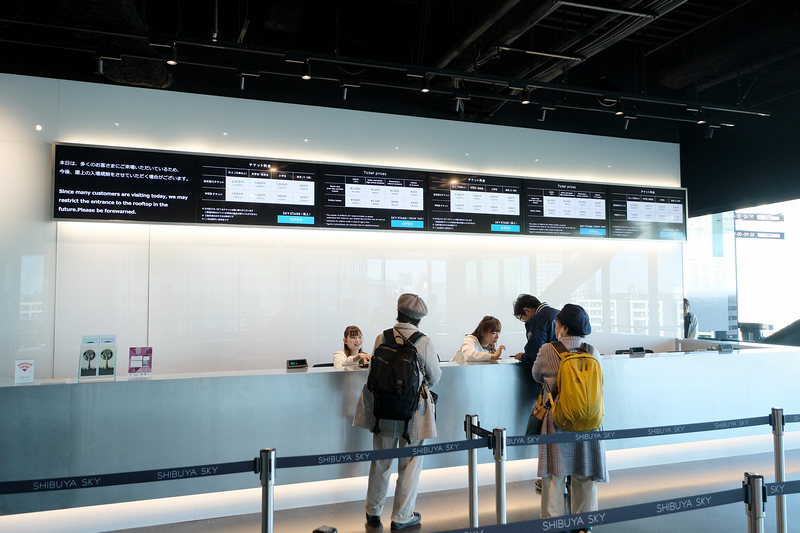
[493,427,507,525]
[743,472,765,533]
[260,448,276,533]
[465,414,480,528]
[771,407,787,533]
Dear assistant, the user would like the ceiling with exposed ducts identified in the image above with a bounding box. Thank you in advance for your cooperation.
[2,1,800,214]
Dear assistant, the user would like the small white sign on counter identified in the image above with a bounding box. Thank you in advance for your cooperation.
[15,359,34,383]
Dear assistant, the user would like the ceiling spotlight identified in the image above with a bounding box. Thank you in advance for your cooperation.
[239,74,246,91]
[537,106,547,122]
[301,60,311,80]
[421,77,430,93]
[696,111,707,125]
[166,43,178,66]
[95,57,104,75]
[521,90,531,105]
[342,86,348,100]
[614,101,624,116]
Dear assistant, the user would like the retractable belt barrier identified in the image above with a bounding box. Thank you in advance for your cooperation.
[1,411,798,533]
[0,460,257,495]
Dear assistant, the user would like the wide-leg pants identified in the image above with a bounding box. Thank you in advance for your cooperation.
[365,434,424,524]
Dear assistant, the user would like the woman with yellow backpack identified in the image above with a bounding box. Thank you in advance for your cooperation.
[532,303,608,533]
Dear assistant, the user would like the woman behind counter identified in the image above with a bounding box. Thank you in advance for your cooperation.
[450,316,505,365]
[333,325,371,368]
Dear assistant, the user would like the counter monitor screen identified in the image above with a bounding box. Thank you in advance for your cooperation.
[53,144,197,223]
[320,164,426,230]
[197,155,318,227]
[608,185,687,240]
[523,179,608,237]
[428,172,522,234]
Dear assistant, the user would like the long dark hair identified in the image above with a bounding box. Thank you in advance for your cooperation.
[342,325,364,356]
[471,316,502,350]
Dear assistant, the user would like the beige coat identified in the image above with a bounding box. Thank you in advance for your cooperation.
[353,322,441,440]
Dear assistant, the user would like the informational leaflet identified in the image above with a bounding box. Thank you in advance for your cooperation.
[128,347,153,378]
[321,164,426,230]
[78,334,117,379]
[429,173,522,233]
[15,359,34,384]
[79,335,100,378]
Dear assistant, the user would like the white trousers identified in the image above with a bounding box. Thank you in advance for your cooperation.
[540,474,598,518]
[365,434,424,524]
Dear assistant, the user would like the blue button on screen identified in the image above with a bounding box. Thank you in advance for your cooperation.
[391,220,424,228]
[580,228,607,236]
[277,215,315,225]
[491,224,520,233]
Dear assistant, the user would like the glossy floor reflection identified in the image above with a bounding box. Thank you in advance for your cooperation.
[116,449,799,533]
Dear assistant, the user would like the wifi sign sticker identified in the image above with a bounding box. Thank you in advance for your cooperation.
[15,359,34,383]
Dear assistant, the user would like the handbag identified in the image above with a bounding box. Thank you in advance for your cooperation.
[525,393,547,436]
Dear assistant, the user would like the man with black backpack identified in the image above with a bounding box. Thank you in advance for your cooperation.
[353,293,441,530]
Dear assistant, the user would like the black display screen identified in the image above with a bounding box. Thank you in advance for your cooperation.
[197,155,318,227]
[320,164,426,230]
[53,143,688,242]
[428,172,522,234]
[608,185,686,240]
[524,180,609,237]
[53,144,196,223]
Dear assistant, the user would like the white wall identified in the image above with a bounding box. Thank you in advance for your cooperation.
[0,73,683,379]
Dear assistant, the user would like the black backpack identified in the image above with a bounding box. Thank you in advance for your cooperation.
[367,328,425,443]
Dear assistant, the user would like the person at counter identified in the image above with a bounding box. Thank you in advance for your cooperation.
[512,294,558,373]
[353,293,441,530]
[332,325,370,368]
[532,303,608,531]
[450,315,505,364]
[684,298,699,339]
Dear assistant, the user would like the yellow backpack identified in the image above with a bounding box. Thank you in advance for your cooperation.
[547,341,604,431]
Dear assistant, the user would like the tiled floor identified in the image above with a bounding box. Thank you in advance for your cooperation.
[117,450,799,533]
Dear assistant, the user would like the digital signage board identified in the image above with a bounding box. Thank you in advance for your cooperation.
[197,155,318,227]
[608,185,687,240]
[320,164,426,230]
[428,172,522,234]
[53,144,196,223]
[523,180,608,237]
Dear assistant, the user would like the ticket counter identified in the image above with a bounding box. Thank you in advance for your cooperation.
[2,347,799,516]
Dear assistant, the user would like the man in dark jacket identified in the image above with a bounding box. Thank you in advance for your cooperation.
[512,294,558,374]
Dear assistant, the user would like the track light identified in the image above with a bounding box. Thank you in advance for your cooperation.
[624,118,630,130]
[696,111,707,125]
[521,90,531,105]
[705,124,720,139]
[537,106,547,122]
[342,86,348,100]
[239,74,246,91]
[614,101,624,116]
[95,57,104,75]
[166,43,178,66]
[301,60,311,80]
[421,77,430,93]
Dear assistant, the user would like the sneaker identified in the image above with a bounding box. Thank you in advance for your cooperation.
[535,479,543,493]
[390,511,422,530]
[366,512,381,526]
